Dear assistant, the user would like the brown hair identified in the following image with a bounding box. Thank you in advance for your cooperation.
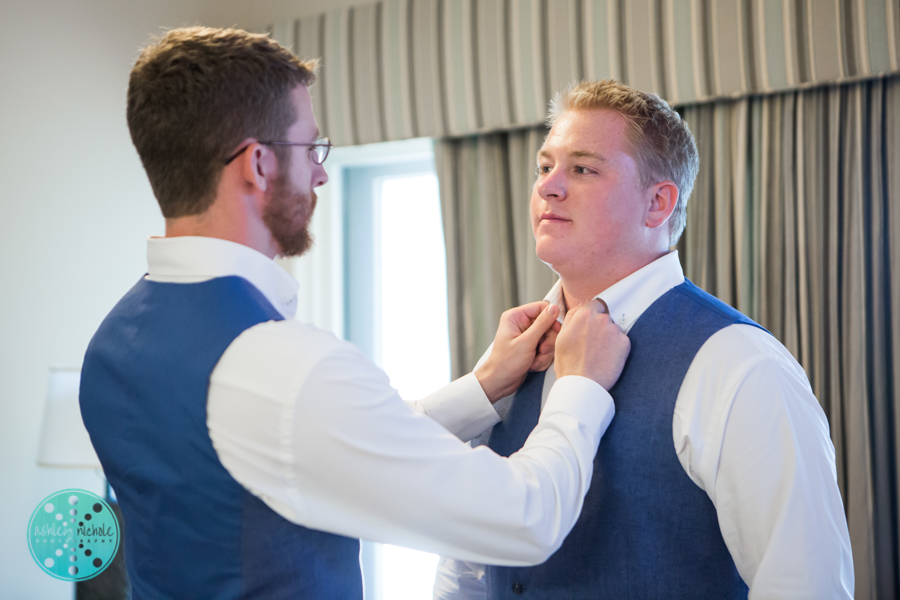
[127,26,317,218]
[548,80,699,246]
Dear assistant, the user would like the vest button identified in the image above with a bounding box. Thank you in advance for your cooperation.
[512,582,524,594]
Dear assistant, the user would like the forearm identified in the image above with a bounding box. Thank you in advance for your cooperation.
[211,323,614,564]
[292,367,612,564]
[406,373,499,442]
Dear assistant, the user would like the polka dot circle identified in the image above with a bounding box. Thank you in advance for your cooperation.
[29,490,120,582]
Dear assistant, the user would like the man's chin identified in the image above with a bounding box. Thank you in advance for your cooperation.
[277,231,314,258]
[534,242,565,270]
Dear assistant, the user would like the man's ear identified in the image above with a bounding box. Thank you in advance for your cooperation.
[646,181,679,230]
[241,143,277,194]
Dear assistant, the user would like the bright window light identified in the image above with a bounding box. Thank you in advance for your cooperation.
[377,172,447,599]
[378,173,450,397]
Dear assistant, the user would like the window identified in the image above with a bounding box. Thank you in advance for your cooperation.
[336,139,450,600]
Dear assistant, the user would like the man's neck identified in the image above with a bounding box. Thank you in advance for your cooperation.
[559,250,668,310]
[164,195,278,259]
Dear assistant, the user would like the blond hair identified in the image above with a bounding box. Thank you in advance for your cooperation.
[127,27,318,218]
[548,80,699,246]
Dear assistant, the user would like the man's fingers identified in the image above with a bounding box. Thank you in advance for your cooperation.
[505,301,552,332]
[538,327,558,355]
[555,297,631,389]
[530,352,554,372]
[520,303,559,344]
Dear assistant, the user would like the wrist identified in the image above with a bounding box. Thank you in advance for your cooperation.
[474,362,505,404]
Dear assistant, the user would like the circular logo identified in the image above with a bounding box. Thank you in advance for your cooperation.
[27,489,120,581]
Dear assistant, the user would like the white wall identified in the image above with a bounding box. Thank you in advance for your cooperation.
[0,0,370,597]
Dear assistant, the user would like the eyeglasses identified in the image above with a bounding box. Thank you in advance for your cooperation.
[224,137,332,166]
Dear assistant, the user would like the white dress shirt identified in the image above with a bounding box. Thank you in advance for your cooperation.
[144,235,616,565]
[434,251,854,600]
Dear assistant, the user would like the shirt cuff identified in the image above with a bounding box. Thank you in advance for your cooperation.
[418,373,501,442]
[541,375,614,440]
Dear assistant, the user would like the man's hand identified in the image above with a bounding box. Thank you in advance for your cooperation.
[555,299,630,390]
[475,302,562,403]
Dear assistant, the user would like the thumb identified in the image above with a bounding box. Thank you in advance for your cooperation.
[519,303,560,345]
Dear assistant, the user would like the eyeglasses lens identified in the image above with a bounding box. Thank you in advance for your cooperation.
[312,138,330,164]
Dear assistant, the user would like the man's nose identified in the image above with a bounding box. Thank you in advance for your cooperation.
[314,163,329,188]
[536,168,566,200]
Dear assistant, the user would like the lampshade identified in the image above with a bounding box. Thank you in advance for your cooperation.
[36,366,101,469]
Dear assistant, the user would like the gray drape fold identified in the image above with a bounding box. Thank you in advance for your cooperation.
[437,75,900,599]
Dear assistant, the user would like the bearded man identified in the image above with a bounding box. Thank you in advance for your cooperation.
[78,27,632,600]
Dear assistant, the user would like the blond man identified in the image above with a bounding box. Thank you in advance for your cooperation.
[434,80,853,600]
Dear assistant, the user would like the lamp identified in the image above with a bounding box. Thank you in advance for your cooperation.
[37,366,101,469]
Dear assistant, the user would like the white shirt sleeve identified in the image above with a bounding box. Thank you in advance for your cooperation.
[207,319,614,565]
[433,354,562,600]
[675,324,854,599]
[406,373,500,443]
[434,557,486,600]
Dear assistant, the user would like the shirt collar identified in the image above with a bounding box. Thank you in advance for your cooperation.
[146,236,300,319]
[544,251,685,334]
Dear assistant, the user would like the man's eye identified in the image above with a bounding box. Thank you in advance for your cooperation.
[535,165,551,175]
[575,166,593,175]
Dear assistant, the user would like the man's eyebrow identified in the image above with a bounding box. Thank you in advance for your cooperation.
[570,149,606,161]
[536,149,606,161]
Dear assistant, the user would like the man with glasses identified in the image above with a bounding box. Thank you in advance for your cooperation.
[79,27,631,599]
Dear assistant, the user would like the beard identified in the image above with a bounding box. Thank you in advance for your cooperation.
[263,168,317,258]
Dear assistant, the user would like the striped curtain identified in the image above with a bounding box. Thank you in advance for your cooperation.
[678,75,900,599]
[271,0,900,146]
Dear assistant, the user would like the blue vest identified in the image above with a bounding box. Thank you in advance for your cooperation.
[80,276,362,600]
[487,280,762,599]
